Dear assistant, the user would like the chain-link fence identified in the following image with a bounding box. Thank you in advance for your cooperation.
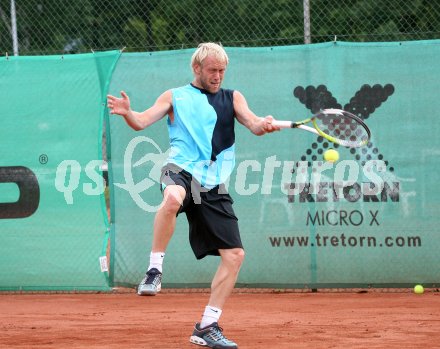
[1,0,439,56]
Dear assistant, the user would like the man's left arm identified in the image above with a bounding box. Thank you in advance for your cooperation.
[233,91,279,136]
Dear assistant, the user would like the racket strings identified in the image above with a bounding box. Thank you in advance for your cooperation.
[314,111,370,147]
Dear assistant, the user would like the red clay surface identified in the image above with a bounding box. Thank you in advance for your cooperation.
[1,290,440,349]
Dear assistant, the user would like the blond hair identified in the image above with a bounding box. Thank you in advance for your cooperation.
[191,42,229,70]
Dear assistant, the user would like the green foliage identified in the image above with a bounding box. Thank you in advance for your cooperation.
[0,0,439,55]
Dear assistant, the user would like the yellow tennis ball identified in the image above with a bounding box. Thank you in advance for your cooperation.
[323,149,339,163]
[414,285,424,294]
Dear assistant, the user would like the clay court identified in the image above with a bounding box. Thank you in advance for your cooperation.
[1,289,440,349]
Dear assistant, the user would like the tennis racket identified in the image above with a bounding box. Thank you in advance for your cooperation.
[272,108,371,148]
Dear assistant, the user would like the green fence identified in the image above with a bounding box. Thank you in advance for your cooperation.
[2,0,440,55]
[0,51,120,291]
[1,40,440,291]
[108,41,440,289]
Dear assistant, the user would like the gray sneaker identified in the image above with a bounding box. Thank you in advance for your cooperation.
[190,322,238,348]
[137,268,162,296]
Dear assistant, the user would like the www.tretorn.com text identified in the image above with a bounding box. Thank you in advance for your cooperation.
[269,234,421,248]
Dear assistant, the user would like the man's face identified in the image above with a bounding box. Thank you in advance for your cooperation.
[194,55,227,93]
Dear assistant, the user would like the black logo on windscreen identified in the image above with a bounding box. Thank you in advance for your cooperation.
[0,166,40,219]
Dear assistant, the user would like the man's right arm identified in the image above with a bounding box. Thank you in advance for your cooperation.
[107,90,173,131]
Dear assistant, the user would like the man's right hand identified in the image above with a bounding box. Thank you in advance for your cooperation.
[107,91,131,117]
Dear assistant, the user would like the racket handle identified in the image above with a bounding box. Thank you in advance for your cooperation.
[272,120,294,128]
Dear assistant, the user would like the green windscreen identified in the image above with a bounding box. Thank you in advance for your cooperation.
[2,41,439,291]
[108,41,440,288]
[0,51,120,291]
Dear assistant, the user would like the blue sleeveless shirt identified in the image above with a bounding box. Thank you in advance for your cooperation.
[166,84,235,188]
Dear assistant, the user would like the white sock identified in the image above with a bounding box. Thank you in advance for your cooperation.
[148,252,165,273]
[200,306,222,328]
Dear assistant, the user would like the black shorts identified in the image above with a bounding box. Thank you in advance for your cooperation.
[160,163,243,259]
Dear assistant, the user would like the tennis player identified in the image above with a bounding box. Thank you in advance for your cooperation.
[107,42,279,349]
